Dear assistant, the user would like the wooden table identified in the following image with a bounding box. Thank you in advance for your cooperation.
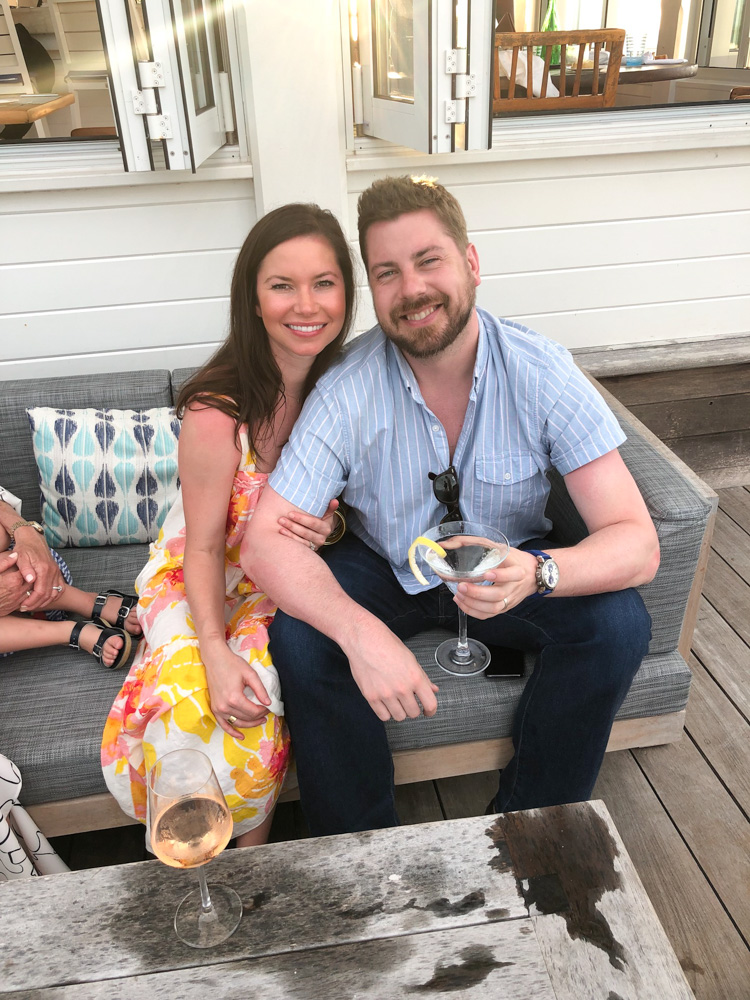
[0,800,695,998]
[0,92,74,126]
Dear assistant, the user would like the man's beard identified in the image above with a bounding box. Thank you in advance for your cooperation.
[379,282,476,360]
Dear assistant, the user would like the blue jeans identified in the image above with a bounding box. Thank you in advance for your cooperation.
[270,533,651,835]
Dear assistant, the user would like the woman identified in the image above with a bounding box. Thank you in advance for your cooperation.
[102,204,355,847]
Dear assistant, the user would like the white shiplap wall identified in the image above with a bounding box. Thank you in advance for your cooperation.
[0,177,256,379]
[348,143,750,351]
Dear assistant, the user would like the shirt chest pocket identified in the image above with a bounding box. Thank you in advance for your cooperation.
[475,453,538,487]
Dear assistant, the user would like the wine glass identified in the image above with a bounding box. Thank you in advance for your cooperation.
[148,748,242,949]
[419,521,509,676]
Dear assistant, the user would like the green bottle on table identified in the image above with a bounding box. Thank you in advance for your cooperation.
[538,0,561,67]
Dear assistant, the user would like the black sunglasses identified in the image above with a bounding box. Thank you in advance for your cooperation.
[428,465,462,524]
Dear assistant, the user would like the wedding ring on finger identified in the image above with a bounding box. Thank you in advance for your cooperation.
[26,590,32,598]
[52,585,63,592]
[227,715,238,726]
[309,541,316,551]
[502,596,509,610]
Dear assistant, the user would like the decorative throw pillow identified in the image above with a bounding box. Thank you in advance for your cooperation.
[26,406,181,547]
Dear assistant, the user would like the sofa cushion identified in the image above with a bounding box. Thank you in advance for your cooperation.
[27,406,180,547]
[1,544,150,806]
[0,371,173,522]
[6,608,690,806]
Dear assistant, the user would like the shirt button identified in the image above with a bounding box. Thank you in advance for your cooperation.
[432,424,440,432]
[504,473,511,480]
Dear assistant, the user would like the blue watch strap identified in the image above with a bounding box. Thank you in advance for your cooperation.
[526,549,554,596]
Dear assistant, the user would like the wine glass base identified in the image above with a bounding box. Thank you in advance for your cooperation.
[174,883,243,948]
[435,638,490,676]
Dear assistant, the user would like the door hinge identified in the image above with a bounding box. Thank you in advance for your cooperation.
[445,49,477,124]
[132,62,171,138]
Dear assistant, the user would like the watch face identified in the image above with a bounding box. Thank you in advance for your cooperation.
[542,559,559,590]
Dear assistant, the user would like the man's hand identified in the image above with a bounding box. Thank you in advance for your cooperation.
[13,525,64,612]
[0,552,27,616]
[455,547,538,619]
[343,620,439,722]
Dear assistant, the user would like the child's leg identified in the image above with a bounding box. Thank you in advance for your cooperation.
[50,584,141,635]
[0,615,125,666]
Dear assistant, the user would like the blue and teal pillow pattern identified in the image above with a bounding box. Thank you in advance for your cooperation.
[26,406,181,547]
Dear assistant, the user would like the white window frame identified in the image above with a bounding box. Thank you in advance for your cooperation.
[346,0,750,161]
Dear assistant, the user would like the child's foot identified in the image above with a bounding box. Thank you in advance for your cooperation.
[98,593,141,635]
[71,619,131,669]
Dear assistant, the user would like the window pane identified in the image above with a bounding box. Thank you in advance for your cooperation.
[179,0,214,113]
[372,0,414,103]
[708,0,748,67]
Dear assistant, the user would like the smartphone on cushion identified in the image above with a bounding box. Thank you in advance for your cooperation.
[483,645,526,679]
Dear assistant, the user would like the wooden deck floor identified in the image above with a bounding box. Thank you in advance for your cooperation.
[50,487,750,1000]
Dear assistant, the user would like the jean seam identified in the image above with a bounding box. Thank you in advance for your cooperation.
[501,643,546,810]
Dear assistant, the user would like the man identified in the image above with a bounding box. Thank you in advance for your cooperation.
[241,175,659,835]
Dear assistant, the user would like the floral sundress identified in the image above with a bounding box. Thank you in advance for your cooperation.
[101,426,290,836]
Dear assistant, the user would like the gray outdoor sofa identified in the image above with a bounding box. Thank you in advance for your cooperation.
[0,368,716,837]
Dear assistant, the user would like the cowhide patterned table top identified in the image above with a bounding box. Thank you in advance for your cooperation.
[0,800,695,999]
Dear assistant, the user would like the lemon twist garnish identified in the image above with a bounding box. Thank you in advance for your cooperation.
[408,536,447,586]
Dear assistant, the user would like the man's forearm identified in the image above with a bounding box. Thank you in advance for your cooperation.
[243,532,377,652]
[550,521,660,597]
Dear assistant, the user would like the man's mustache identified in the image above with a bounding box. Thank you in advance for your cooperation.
[390,295,447,323]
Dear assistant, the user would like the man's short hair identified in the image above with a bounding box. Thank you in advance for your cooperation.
[357,175,469,270]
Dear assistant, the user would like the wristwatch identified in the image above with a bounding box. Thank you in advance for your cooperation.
[527,549,559,596]
[8,519,44,542]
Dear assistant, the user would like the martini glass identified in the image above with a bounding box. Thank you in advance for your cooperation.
[148,748,242,948]
[420,521,509,676]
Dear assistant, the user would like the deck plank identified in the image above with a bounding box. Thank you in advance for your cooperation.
[702,549,750,646]
[686,654,750,815]
[692,598,750,718]
[437,771,500,820]
[393,780,444,825]
[717,484,750,533]
[709,507,750,585]
[633,737,750,942]
[593,751,750,1000]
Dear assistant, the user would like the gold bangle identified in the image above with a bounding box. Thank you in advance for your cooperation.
[324,508,347,545]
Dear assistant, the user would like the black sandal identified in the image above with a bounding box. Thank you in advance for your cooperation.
[70,616,132,670]
[91,590,139,632]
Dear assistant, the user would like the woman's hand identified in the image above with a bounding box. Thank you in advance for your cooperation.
[277,498,340,552]
[203,641,272,740]
[13,526,64,612]
[0,552,26,617]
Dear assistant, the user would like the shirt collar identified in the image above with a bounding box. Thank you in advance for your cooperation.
[385,308,489,402]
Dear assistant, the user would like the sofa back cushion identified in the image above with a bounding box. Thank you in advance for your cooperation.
[0,371,173,523]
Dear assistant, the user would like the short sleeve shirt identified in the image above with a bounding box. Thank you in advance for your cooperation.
[270,308,626,594]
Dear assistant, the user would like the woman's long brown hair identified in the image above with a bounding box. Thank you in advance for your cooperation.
[175,203,356,456]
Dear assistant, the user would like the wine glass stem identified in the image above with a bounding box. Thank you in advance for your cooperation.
[455,609,472,662]
[197,864,214,914]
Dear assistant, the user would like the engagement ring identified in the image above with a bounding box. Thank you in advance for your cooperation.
[309,541,316,551]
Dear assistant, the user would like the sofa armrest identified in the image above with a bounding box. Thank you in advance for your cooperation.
[546,371,717,657]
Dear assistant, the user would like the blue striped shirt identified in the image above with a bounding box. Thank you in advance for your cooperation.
[270,308,626,594]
